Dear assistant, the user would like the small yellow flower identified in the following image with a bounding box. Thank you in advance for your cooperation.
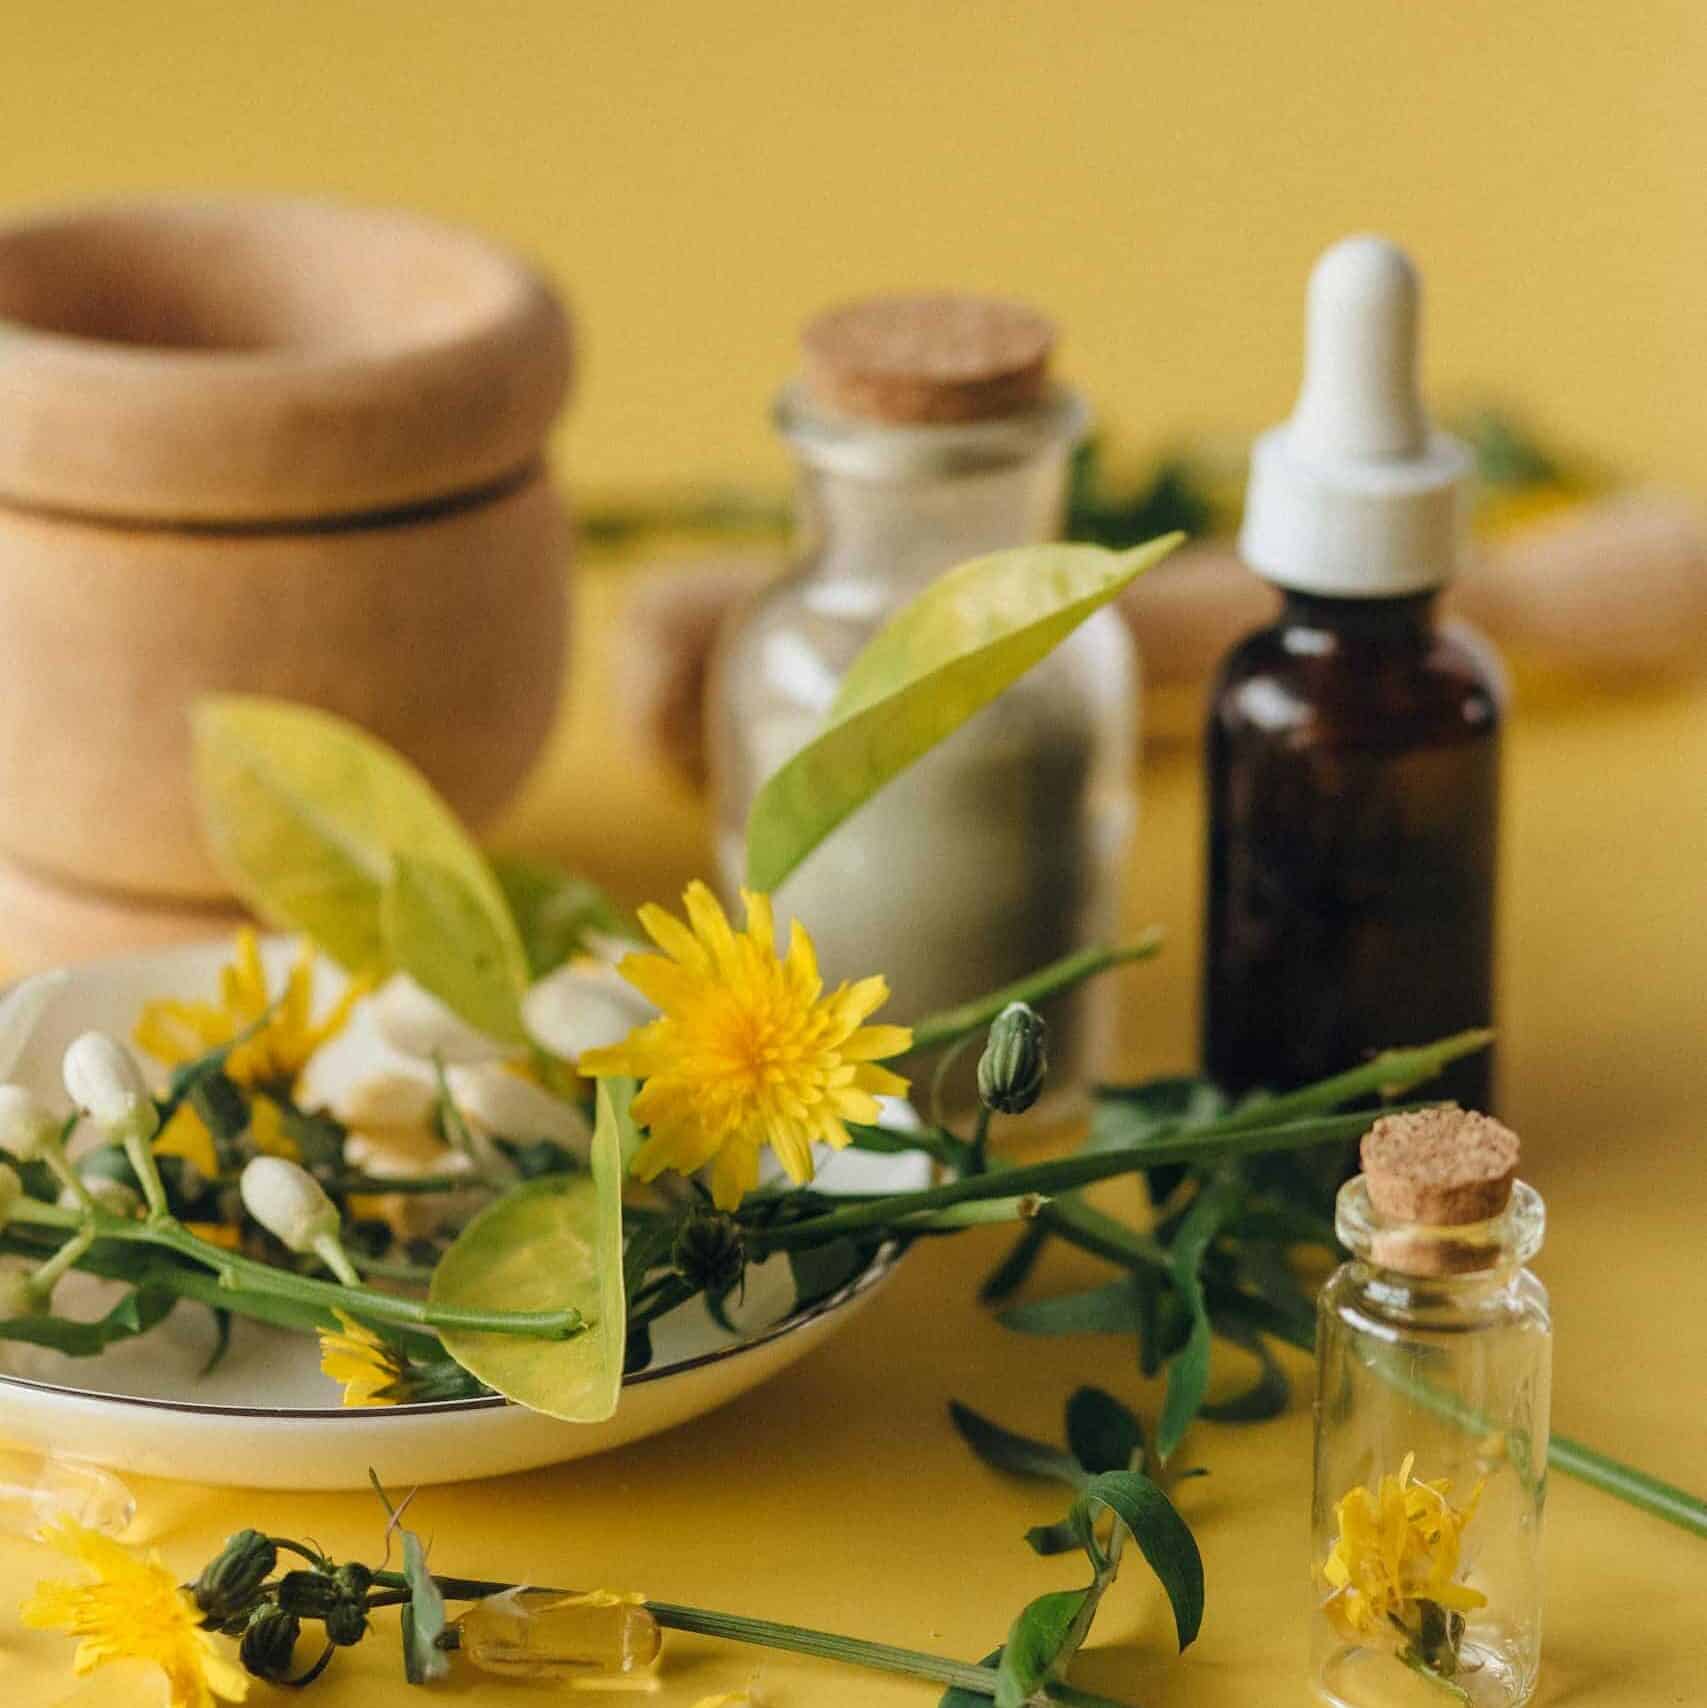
[22,1519,249,1708]
[135,929,370,1174]
[579,883,911,1209]
[318,1309,402,1407]
[1320,1453,1486,1639]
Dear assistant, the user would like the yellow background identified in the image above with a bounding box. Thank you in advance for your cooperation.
[1,1,1702,499]
[1,7,1704,1707]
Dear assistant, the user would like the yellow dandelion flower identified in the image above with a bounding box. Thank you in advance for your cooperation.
[318,1309,402,1407]
[22,1519,249,1708]
[135,929,371,1173]
[579,882,911,1210]
[1320,1452,1487,1639]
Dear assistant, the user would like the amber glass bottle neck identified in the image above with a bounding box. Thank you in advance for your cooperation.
[1279,587,1440,636]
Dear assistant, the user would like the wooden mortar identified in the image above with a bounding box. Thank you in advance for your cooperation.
[0,196,573,899]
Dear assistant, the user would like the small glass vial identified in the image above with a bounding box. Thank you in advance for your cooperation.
[1312,1108,1550,1708]
[709,294,1138,1111]
[453,1588,662,1683]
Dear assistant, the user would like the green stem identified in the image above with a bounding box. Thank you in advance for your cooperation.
[8,1198,579,1342]
[910,936,1164,1054]
[29,1226,95,1294]
[1042,1213,1707,1541]
[968,1106,994,1175]
[898,1195,1042,1232]
[751,1108,1399,1253]
[407,1572,1001,1695]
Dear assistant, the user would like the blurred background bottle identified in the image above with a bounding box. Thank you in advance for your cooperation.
[709,294,1138,1117]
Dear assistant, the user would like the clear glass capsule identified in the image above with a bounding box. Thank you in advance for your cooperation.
[455,1588,663,1685]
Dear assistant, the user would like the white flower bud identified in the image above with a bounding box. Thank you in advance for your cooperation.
[0,1160,21,1224]
[62,1034,159,1144]
[372,976,508,1065]
[239,1156,340,1254]
[521,963,655,1062]
[446,1063,593,1160]
[0,1268,36,1319]
[0,1084,59,1163]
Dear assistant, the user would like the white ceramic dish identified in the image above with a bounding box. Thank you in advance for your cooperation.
[0,939,929,1489]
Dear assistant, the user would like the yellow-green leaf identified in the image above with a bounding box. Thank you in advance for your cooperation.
[745,534,1182,889]
[382,855,526,1045]
[192,696,527,1015]
[430,1077,629,1421]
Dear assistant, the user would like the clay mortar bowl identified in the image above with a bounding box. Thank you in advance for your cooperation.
[0,197,573,900]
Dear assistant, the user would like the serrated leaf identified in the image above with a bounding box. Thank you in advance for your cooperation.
[1157,1169,1244,1462]
[948,1400,1085,1489]
[382,854,526,1044]
[996,1588,1094,1708]
[1070,1469,1204,1650]
[745,536,1181,889]
[430,1080,628,1421]
[191,696,527,1015]
[1064,1387,1144,1475]
[997,1278,1143,1338]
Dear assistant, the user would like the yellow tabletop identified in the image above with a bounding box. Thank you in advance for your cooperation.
[2,568,1704,1706]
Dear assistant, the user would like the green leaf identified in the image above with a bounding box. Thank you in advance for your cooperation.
[1157,1169,1245,1462]
[1200,1319,1291,1424]
[430,1080,628,1421]
[996,1588,1094,1708]
[191,695,527,1006]
[491,855,635,978]
[1085,1076,1228,1154]
[1070,1469,1205,1650]
[0,1287,177,1356]
[998,1278,1143,1338]
[399,1528,449,1683]
[948,1400,1085,1489]
[1065,1387,1144,1474]
[382,854,526,1044]
[745,536,1182,889]
[938,1649,1005,1708]
[979,1221,1051,1305]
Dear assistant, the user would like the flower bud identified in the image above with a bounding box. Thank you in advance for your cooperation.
[62,1034,159,1145]
[60,1177,142,1219]
[0,1267,36,1319]
[240,1604,303,1682]
[0,1085,59,1163]
[0,1160,20,1226]
[324,1598,369,1647]
[671,1205,745,1295]
[193,1528,278,1623]
[239,1157,340,1255]
[333,1561,374,1599]
[977,1003,1049,1116]
[275,1567,342,1619]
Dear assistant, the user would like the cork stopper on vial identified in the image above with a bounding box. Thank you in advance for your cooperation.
[800,293,1056,425]
[1358,1106,1522,1275]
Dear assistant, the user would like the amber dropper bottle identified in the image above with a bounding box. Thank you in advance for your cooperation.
[1204,236,1503,1117]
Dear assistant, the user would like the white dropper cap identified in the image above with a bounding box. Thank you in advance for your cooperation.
[1239,235,1472,597]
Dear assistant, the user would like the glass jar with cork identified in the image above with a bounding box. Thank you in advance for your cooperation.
[708,294,1137,1114]
[1312,1107,1551,1708]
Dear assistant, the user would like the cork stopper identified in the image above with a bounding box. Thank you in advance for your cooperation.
[1361,1106,1520,1226]
[800,293,1056,425]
